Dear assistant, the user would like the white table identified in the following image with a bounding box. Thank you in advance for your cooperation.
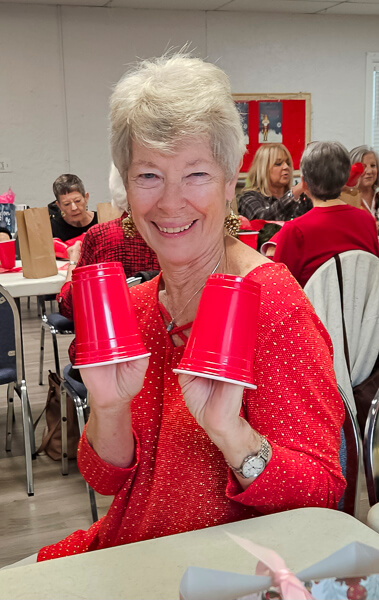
[0,260,67,298]
[0,508,379,599]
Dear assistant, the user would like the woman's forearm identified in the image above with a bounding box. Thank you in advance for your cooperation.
[86,404,135,468]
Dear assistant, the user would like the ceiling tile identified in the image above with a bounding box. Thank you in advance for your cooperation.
[218,0,344,13]
[107,0,223,8]
[322,1,379,13]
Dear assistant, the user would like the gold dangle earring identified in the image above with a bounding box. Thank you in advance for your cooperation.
[122,205,137,238]
[224,202,240,237]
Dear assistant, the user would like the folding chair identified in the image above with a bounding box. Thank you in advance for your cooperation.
[0,284,35,496]
[363,385,379,507]
[338,386,362,517]
[60,364,98,523]
[39,295,74,384]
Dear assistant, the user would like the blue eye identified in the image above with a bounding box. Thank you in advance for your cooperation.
[141,173,157,179]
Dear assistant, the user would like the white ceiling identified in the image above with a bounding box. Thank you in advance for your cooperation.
[2,0,379,15]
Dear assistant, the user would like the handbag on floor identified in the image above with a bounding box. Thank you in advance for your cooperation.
[34,371,80,461]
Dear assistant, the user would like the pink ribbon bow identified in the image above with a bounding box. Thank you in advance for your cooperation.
[227,532,315,600]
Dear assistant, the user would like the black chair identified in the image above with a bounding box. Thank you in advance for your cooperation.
[39,296,74,385]
[363,384,379,507]
[0,284,35,496]
[60,364,98,523]
[338,385,362,517]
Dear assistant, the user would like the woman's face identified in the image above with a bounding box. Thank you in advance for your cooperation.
[268,152,291,189]
[57,191,89,225]
[361,153,378,189]
[127,140,238,267]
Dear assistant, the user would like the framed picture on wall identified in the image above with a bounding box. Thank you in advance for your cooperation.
[233,93,311,179]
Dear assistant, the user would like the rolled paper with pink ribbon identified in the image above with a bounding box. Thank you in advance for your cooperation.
[227,532,315,600]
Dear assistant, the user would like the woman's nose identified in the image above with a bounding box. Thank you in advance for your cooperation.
[157,180,185,210]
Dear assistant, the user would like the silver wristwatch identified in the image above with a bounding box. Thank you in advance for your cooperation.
[228,436,270,479]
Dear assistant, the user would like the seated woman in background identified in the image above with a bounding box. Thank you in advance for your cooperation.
[57,163,160,366]
[49,173,98,242]
[349,145,379,230]
[38,53,345,562]
[273,141,379,288]
[238,143,312,221]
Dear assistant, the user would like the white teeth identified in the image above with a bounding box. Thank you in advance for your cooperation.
[157,222,193,233]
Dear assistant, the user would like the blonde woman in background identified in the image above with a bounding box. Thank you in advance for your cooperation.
[349,145,379,231]
[238,143,312,221]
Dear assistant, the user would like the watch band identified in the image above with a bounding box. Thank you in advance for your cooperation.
[68,260,77,266]
[227,435,270,478]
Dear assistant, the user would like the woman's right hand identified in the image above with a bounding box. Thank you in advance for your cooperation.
[81,357,149,467]
[67,241,82,263]
[80,356,149,412]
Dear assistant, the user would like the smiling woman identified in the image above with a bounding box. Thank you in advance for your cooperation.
[349,145,379,230]
[35,52,345,564]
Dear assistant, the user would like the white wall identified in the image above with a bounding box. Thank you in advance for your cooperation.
[0,4,379,208]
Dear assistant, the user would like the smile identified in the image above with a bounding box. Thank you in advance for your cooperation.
[156,221,195,234]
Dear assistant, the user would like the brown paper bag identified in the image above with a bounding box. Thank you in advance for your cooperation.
[340,189,362,209]
[16,207,58,278]
[97,202,122,223]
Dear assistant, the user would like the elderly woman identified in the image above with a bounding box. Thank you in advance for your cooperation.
[274,141,379,287]
[57,163,160,367]
[349,145,379,230]
[49,173,98,242]
[38,54,345,562]
[238,143,312,221]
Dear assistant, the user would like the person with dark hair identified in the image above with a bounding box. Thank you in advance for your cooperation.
[49,174,98,242]
[274,141,379,287]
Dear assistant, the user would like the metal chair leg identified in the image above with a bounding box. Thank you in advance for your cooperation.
[51,330,61,377]
[39,324,45,385]
[75,403,86,435]
[86,483,99,523]
[6,382,15,452]
[18,381,34,496]
[60,383,69,476]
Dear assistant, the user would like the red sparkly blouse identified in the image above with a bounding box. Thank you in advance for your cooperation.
[57,212,160,363]
[38,263,345,561]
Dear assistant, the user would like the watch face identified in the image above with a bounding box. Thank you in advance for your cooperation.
[242,456,265,478]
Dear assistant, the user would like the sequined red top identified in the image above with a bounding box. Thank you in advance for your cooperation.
[38,263,345,561]
[56,212,160,363]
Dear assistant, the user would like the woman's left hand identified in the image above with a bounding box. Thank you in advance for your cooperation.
[178,373,244,440]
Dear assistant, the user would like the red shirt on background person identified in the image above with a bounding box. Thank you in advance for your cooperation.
[273,141,379,288]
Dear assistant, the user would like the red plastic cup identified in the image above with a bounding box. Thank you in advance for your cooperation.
[71,262,150,368]
[238,231,258,249]
[346,162,365,187]
[173,274,261,388]
[0,239,16,270]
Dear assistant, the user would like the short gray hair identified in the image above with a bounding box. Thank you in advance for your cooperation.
[110,52,245,184]
[300,141,351,201]
[349,145,379,189]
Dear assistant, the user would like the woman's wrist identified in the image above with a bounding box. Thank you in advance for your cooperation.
[209,417,261,465]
